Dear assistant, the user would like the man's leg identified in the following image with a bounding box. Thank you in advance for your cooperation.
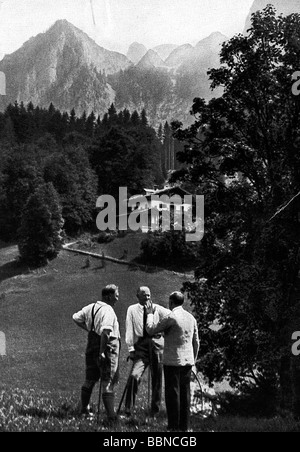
[102,381,117,421]
[124,358,146,414]
[179,366,192,431]
[81,380,97,414]
[150,348,163,415]
[164,365,180,431]
[102,338,119,422]
[81,351,100,414]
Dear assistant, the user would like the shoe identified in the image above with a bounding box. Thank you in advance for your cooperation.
[80,407,95,419]
[102,416,119,428]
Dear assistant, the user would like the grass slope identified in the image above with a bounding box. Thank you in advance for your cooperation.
[0,243,189,431]
[1,242,300,432]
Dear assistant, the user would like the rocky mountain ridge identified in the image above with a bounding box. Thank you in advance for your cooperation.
[0,20,227,128]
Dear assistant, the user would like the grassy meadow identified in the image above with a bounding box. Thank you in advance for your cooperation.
[1,237,300,432]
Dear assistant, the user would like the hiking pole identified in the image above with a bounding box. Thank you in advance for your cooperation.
[191,367,204,412]
[147,362,151,412]
[147,340,152,414]
[96,377,102,423]
[117,358,134,414]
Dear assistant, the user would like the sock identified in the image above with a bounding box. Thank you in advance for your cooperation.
[102,392,117,420]
[81,385,93,412]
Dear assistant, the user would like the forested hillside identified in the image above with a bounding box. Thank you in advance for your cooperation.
[0,102,182,245]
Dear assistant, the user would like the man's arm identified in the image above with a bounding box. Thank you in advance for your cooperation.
[72,310,89,332]
[97,307,114,360]
[145,302,174,334]
[192,319,200,361]
[125,307,135,354]
[156,304,171,320]
[99,329,110,359]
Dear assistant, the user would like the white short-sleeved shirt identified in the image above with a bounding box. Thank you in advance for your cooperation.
[73,301,120,338]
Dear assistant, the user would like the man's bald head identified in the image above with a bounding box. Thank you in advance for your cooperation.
[136,286,151,305]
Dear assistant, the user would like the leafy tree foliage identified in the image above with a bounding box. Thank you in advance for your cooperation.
[43,145,98,235]
[18,183,64,266]
[89,109,164,198]
[140,229,198,269]
[0,145,43,239]
[0,100,166,241]
[171,6,300,415]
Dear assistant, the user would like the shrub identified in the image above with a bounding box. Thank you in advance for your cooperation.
[139,229,198,268]
[96,231,116,244]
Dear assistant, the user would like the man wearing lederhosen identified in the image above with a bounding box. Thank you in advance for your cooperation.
[72,284,120,424]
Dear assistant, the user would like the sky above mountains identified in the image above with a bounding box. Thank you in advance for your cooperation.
[0,0,253,58]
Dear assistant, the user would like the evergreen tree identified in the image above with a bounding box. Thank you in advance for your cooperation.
[108,103,118,124]
[18,182,64,266]
[76,111,87,134]
[69,108,76,131]
[131,110,140,126]
[157,123,163,143]
[86,111,96,137]
[44,145,98,234]
[1,146,43,238]
[141,109,148,127]
[123,108,131,126]
[101,113,109,130]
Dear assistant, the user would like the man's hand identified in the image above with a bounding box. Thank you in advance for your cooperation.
[145,300,154,315]
[127,351,135,361]
[98,352,106,366]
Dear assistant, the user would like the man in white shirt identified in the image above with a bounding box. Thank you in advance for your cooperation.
[124,286,170,417]
[146,291,200,431]
[72,284,120,423]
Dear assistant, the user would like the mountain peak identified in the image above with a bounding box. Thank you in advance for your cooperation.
[165,44,194,67]
[0,18,131,117]
[195,32,228,48]
[48,19,79,35]
[127,42,148,64]
[151,44,179,61]
[51,19,72,27]
[136,49,166,69]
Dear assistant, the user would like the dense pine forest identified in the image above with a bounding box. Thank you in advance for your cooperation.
[0,101,184,245]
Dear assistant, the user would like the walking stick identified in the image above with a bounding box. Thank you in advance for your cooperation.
[96,377,102,423]
[117,359,134,414]
[147,339,152,414]
[191,368,203,411]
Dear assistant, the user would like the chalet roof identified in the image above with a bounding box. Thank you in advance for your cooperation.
[144,186,191,199]
[125,186,192,206]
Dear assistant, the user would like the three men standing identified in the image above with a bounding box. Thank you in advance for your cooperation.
[73,284,199,431]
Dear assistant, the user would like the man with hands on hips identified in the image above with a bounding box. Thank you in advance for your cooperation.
[72,284,120,424]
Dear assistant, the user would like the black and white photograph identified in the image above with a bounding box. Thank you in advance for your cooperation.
[1,0,300,437]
